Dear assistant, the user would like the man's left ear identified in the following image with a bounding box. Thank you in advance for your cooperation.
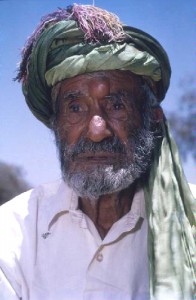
[153,106,164,123]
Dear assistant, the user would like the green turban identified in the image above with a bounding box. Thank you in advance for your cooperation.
[16,4,171,128]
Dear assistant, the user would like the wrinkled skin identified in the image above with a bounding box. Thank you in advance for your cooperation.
[54,70,160,238]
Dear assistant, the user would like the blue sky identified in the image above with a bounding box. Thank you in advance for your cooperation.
[0,0,195,186]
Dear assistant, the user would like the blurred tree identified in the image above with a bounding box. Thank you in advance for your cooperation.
[0,161,30,205]
[166,75,196,161]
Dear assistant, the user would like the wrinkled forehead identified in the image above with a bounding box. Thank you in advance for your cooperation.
[51,70,154,113]
[51,70,144,106]
[54,70,144,96]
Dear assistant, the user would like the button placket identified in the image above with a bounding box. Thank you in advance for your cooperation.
[96,252,103,262]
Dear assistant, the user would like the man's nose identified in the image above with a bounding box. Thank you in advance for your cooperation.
[86,115,112,142]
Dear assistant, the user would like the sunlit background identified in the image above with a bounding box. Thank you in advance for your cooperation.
[1,0,195,188]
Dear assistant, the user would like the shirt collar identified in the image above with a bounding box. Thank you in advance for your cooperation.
[130,185,146,219]
[37,180,76,230]
[42,180,145,231]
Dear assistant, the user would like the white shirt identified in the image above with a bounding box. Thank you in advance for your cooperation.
[0,180,149,300]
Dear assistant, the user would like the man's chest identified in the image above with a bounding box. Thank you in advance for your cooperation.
[24,214,149,300]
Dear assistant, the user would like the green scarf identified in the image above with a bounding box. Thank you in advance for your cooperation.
[144,121,196,299]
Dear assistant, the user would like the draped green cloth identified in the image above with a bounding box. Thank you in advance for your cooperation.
[144,121,196,299]
[19,9,196,299]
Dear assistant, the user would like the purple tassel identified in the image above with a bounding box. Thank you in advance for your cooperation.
[15,4,126,82]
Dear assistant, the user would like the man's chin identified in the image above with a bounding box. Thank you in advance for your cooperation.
[61,164,137,200]
[65,155,131,175]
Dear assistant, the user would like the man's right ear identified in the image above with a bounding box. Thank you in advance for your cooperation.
[152,106,166,137]
[152,106,164,123]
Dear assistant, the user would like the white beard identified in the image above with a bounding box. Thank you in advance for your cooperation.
[60,128,155,200]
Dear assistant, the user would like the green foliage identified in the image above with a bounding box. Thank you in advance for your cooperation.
[167,76,196,161]
[0,161,30,205]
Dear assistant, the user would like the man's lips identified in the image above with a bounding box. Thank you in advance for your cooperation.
[72,152,123,163]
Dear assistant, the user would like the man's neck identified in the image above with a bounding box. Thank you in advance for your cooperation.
[78,183,137,239]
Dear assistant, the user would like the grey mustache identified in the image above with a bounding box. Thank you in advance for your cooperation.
[65,136,127,158]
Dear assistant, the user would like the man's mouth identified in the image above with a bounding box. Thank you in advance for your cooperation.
[73,152,123,163]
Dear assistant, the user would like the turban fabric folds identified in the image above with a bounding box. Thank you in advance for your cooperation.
[16,4,171,128]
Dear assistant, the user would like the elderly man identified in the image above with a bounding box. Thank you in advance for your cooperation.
[0,4,195,300]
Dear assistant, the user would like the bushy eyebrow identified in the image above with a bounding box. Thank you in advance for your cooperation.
[104,90,130,102]
[62,90,132,103]
[63,91,82,101]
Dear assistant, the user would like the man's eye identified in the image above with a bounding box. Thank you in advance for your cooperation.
[105,98,128,121]
[66,102,88,124]
[69,104,82,112]
[113,103,125,110]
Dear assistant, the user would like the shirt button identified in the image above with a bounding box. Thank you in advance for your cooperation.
[96,253,103,262]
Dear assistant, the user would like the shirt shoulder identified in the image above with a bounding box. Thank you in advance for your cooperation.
[0,179,68,218]
[0,180,73,298]
[0,180,70,254]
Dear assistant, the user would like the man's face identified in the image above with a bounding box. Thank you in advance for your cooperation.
[54,70,157,199]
